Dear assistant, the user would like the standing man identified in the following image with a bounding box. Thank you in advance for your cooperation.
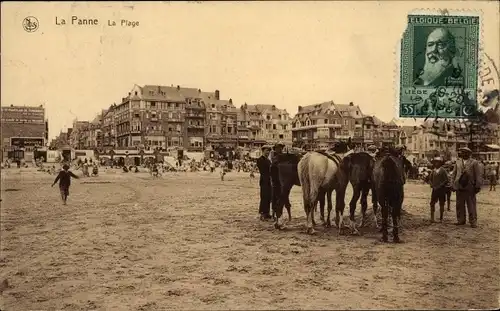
[257,145,272,220]
[428,157,449,223]
[270,142,285,219]
[451,147,482,228]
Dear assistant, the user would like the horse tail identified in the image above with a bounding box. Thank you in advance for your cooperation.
[341,153,352,176]
[381,157,398,183]
[298,154,317,211]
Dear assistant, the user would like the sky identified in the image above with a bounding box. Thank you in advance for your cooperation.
[1,1,499,139]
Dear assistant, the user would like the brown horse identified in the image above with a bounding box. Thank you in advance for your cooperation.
[274,152,302,222]
[342,152,375,234]
[274,151,342,229]
[282,150,349,234]
[372,152,405,243]
[371,148,412,229]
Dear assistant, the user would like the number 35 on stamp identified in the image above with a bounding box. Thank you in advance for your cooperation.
[399,14,480,119]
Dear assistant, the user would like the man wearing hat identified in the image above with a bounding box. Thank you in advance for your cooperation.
[429,156,449,223]
[270,142,285,218]
[450,147,482,227]
[257,145,272,220]
[366,145,378,157]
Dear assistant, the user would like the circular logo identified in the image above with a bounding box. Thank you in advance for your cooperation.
[23,16,39,32]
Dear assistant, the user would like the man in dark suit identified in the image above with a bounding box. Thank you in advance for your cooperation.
[270,142,285,219]
[450,147,482,227]
[257,145,272,220]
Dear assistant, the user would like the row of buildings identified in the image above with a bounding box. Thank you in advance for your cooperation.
[51,84,294,152]
[1,105,48,162]
[4,83,498,163]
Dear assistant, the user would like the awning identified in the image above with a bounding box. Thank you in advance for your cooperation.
[485,144,500,150]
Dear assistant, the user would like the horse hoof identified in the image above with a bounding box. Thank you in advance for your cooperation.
[274,223,280,229]
[393,238,403,243]
[351,229,360,236]
[306,227,315,235]
[380,237,389,243]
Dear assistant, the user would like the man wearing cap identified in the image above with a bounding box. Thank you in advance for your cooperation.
[270,142,285,219]
[51,164,79,205]
[429,156,449,223]
[451,147,482,227]
[257,146,272,220]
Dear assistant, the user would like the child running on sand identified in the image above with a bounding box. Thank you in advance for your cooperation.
[51,164,79,205]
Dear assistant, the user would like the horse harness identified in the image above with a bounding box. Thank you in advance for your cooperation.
[315,150,343,167]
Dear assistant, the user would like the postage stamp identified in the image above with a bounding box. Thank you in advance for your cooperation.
[399,14,480,119]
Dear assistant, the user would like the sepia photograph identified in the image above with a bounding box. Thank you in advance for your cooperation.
[1,1,499,310]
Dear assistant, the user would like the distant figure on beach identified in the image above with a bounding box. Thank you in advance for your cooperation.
[414,28,464,87]
[51,164,79,205]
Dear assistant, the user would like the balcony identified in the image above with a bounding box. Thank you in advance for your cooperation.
[168,118,184,123]
[187,124,204,129]
[186,113,204,118]
[146,130,163,136]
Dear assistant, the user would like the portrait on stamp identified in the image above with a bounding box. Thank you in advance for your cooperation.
[399,15,480,119]
[413,27,464,87]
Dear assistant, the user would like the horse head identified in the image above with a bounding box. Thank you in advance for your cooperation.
[379,154,405,185]
[331,141,350,154]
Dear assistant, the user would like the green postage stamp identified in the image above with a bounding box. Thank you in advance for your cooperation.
[399,14,480,119]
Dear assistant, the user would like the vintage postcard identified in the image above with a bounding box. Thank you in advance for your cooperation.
[399,14,480,119]
[1,2,500,311]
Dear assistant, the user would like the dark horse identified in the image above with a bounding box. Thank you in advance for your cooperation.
[273,152,303,222]
[342,152,375,234]
[371,148,412,229]
[373,152,405,243]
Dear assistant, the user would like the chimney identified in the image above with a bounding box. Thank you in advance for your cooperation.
[128,92,131,96]
[272,105,276,110]
[215,90,220,100]
[229,98,233,104]
[244,102,248,109]
[298,106,303,112]
[177,85,180,91]
[349,102,354,106]
[198,89,201,93]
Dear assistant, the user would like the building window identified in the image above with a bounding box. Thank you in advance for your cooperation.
[273,124,277,130]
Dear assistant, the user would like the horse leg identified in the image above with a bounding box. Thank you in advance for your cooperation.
[325,189,334,227]
[349,184,361,235]
[303,187,318,234]
[392,198,402,243]
[380,199,389,243]
[282,183,293,222]
[360,183,370,227]
[335,187,347,235]
[372,186,380,229]
[317,189,326,226]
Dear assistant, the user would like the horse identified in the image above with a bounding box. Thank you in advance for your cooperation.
[295,150,349,234]
[372,151,405,243]
[273,152,302,224]
[371,148,412,229]
[342,151,375,234]
[274,141,350,234]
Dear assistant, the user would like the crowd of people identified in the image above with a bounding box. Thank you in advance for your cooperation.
[2,144,498,227]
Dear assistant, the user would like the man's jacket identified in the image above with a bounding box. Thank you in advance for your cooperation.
[451,158,482,191]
